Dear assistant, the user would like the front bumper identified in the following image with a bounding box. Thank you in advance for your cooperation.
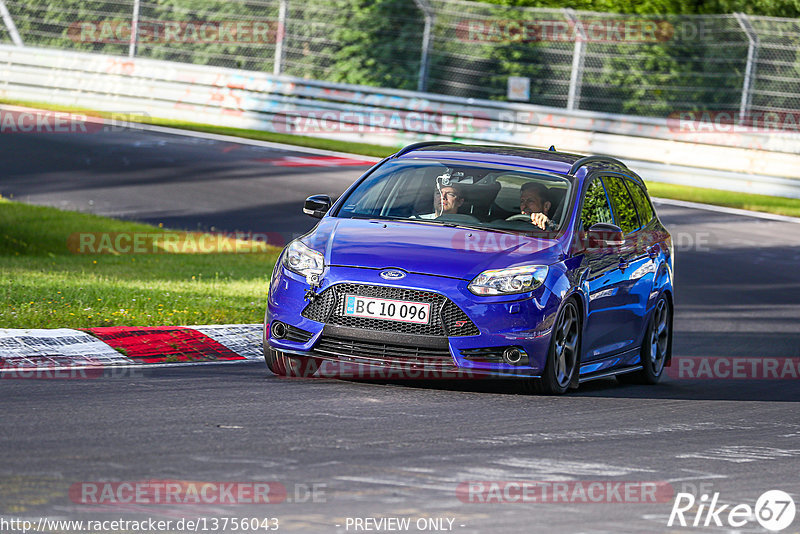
[266,264,563,377]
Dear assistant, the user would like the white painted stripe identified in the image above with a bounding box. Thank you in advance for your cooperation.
[652,197,800,224]
[677,446,800,463]
[191,324,264,361]
[493,458,655,477]
[0,328,129,368]
[0,325,266,371]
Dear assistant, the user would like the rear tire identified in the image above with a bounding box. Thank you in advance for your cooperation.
[265,349,319,377]
[526,300,581,395]
[618,295,671,385]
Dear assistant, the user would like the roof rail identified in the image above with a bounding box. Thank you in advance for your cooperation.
[392,141,461,158]
[568,155,628,175]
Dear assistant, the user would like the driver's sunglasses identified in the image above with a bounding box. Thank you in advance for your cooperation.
[440,192,460,200]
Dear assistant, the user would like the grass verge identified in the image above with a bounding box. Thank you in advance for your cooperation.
[646,182,800,218]
[0,198,280,329]
[2,99,800,219]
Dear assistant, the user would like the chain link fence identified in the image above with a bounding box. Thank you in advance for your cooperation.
[1,0,799,118]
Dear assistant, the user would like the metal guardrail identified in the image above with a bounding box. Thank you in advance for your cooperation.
[1,45,799,198]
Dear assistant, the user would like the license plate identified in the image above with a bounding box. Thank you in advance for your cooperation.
[344,295,430,324]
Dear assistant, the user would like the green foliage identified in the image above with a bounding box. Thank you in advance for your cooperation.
[581,180,613,229]
[3,0,799,115]
[324,0,424,89]
[603,176,640,233]
[474,0,800,17]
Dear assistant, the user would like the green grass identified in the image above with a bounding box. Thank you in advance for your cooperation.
[646,182,800,218]
[0,198,280,329]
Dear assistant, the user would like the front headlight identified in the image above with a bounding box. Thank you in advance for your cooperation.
[282,239,324,278]
[468,265,548,296]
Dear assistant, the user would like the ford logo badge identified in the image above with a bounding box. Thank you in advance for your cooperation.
[380,270,406,280]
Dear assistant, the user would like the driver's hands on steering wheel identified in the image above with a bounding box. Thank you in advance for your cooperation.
[529,212,549,230]
[506,212,550,230]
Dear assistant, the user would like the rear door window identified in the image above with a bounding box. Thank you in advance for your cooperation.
[603,176,640,234]
[626,179,655,225]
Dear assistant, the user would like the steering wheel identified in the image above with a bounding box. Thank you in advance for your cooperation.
[505,213,532,222]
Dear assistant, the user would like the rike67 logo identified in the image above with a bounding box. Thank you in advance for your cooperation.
[668,490,796,531]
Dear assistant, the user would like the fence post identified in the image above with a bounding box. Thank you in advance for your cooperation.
[0,0,23,47]
[564,8,586,111]
[413,0,434,93]
[128,0,140,58]
[734,13,758,121]
[273,0,287,76]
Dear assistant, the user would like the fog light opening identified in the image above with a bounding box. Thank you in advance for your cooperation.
[503,347,526,365]
[271,321,287,339]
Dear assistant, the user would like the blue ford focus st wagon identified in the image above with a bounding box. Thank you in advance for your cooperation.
[265,143,674,394]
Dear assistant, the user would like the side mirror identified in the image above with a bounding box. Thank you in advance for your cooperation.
[303,195,332,219]
[585,223,625,251]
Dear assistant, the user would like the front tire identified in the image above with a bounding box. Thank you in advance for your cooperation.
[265,349,319,377]
[528,300,581,395]
[618,295,671,385]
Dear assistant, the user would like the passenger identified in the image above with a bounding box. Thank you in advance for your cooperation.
[417,183,464,219]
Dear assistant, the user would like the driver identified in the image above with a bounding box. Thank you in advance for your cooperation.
[520,182,556,230]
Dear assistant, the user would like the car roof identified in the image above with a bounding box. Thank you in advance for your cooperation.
[394,142,644,185]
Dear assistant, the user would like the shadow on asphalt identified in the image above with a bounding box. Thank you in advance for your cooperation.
[123,362,800,402]
[260,373,800,402]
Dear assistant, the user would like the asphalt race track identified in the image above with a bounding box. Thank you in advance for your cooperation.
[2,126,799,533]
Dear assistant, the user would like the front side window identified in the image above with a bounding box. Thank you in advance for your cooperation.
[580,179,613,229]
[336,160,573,234]
[603,175,640,234]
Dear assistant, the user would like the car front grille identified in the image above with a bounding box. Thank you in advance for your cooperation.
[301,283,479,337]
[313,335,454,368]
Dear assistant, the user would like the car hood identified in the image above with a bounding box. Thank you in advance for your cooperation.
[303,218,566,281]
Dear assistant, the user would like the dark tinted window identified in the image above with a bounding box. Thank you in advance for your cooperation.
[335,159,573,233]
[627,179,655,224]
[603,176,640,234]
[580,179,613,229]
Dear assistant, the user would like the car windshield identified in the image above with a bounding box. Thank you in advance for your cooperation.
[335,159,573,234]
